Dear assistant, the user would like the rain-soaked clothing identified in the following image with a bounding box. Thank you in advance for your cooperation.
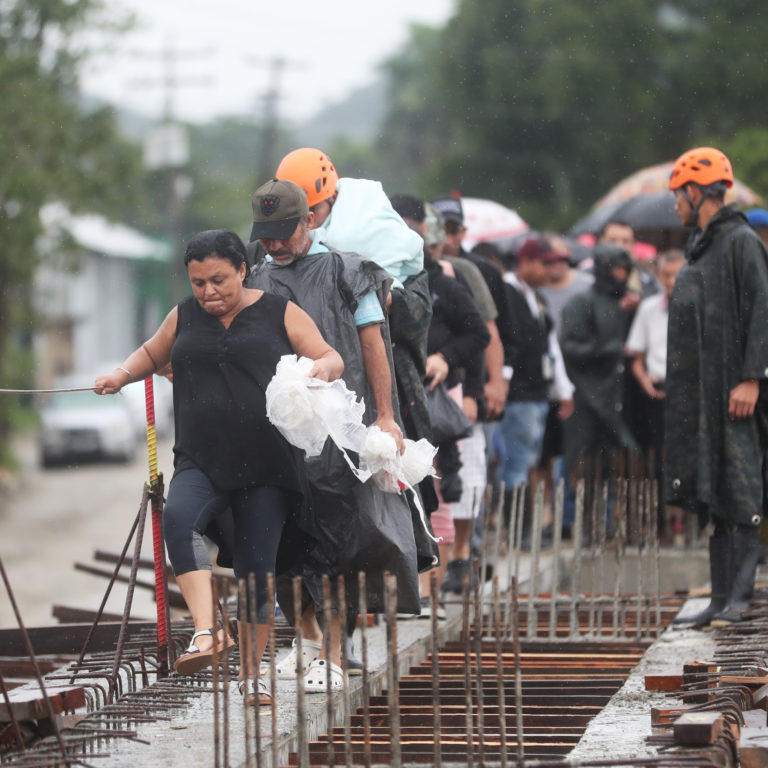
[561,244,637,475]
[247,246,421,614]
[665,204,768,528]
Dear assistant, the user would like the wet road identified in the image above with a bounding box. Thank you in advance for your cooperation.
[0,430,176,628]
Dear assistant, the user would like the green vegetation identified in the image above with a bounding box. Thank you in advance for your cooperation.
[0,0,142,461]
[364,0,768,228]
[2,0,768,467]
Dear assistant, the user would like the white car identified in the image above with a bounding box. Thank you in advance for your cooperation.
[119,376,174,440]
[39,387,138,467]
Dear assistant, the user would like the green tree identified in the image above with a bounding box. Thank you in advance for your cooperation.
[379,0,768,229]
[0,0,141,459]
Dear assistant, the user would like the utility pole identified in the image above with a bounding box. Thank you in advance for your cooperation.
[129,40,212,306]
[247,56,304,185]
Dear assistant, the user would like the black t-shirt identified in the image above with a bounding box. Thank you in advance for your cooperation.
[171,292,304,492]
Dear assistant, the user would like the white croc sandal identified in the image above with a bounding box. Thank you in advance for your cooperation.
[276,638,322,680]
[303,658,344,693]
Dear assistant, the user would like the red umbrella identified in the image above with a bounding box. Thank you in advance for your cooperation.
[461,197,529,249]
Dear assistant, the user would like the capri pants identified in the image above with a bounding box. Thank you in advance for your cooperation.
[163,468,289,621]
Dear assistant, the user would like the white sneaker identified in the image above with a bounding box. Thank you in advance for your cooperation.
[275,638,322,680]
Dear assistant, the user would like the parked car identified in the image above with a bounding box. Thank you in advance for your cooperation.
[39,386,138,467]
[118,375,174,440]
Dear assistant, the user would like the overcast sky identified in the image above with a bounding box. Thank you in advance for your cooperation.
[79,0,454,124]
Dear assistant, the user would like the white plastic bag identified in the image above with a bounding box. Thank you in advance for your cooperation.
[360,428,438,493]
[267,355,437,489]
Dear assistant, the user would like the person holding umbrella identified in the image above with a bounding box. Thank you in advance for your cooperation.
[666,147,768,627]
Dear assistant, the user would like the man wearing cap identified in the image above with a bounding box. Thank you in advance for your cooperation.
[247,178,421,685]
[498,237,573,537]
[666,147,768,627]
[431,194,512,420]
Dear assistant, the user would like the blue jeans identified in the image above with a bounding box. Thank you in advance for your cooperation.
[495,400,549,491]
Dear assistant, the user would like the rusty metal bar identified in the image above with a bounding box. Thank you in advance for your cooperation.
[293,575,309,768]
[0,554,71,766]
[211,577,222,768]
[0,667,25,750]
[218,578,231,768]
[384,572,401,768]
[322,573,335,768]
[504,484,520,641]
[493,575,508,768]
[570,480,585,639]
[70,509,141,684]
[549,478,564,640]
[511,575,524,765]
[337,575,353,768]
[357,571,371,768]
[526,482,544,640]
[473,538,486,765]
[652,480,662,637]
[267,572,278,768]
[430,570,442,768]
[109,484,151,703]
[595,481,608,638]
[462,572,474,768]
[238,579,252,768]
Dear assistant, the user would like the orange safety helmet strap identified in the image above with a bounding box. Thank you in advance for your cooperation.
[275,148,339,207]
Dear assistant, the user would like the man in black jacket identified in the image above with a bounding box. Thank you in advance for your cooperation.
[560,243,637,493]
[498,237,573,527]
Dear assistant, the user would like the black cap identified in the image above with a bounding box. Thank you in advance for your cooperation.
[250,179,309,241]
[431,195,464,224]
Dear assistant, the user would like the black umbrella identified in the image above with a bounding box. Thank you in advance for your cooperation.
[570,192,685,249]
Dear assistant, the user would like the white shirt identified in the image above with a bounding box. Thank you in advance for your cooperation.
[503,272,575,401]
[625,293,669,381]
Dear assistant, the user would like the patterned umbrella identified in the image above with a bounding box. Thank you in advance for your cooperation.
[595,161,763,209]
[570,162,764,248]
[461,197,529,249]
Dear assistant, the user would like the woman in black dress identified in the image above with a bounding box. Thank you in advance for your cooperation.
[95,229,342,704]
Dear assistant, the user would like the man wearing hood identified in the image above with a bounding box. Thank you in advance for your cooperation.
[560,243,637,494]
[666,147,768,627]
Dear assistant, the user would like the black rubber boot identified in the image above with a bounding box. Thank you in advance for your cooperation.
[672,533,731,627]
[440,558,471,595]
[710,527,761,626]
[345,610,363,676]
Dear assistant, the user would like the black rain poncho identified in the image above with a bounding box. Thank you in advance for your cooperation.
[665,204,768,527]
[247,246,421,614]
[560,244,637,472]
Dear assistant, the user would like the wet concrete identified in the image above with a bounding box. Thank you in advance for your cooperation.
[570,602,717,762]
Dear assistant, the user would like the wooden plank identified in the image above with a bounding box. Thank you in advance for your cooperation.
[645,674,683,692]
[753,685,768,712]
[0,685,85,722]
[739,727,768,768]
[651,706,689,726]
[673,711,724,746]
[0,621,158,655]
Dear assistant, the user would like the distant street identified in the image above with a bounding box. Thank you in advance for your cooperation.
[0,430,176,629]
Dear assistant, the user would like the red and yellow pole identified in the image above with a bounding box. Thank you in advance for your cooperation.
[144,376,171,675]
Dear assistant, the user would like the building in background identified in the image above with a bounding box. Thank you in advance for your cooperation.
[33,203,171,385]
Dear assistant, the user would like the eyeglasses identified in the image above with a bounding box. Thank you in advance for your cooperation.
[444,220,464,236]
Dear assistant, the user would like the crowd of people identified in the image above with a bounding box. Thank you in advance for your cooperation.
[93,145,768,705]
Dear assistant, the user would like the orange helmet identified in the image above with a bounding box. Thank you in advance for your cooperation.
[275,148,338,207]
[668,147,734,191]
